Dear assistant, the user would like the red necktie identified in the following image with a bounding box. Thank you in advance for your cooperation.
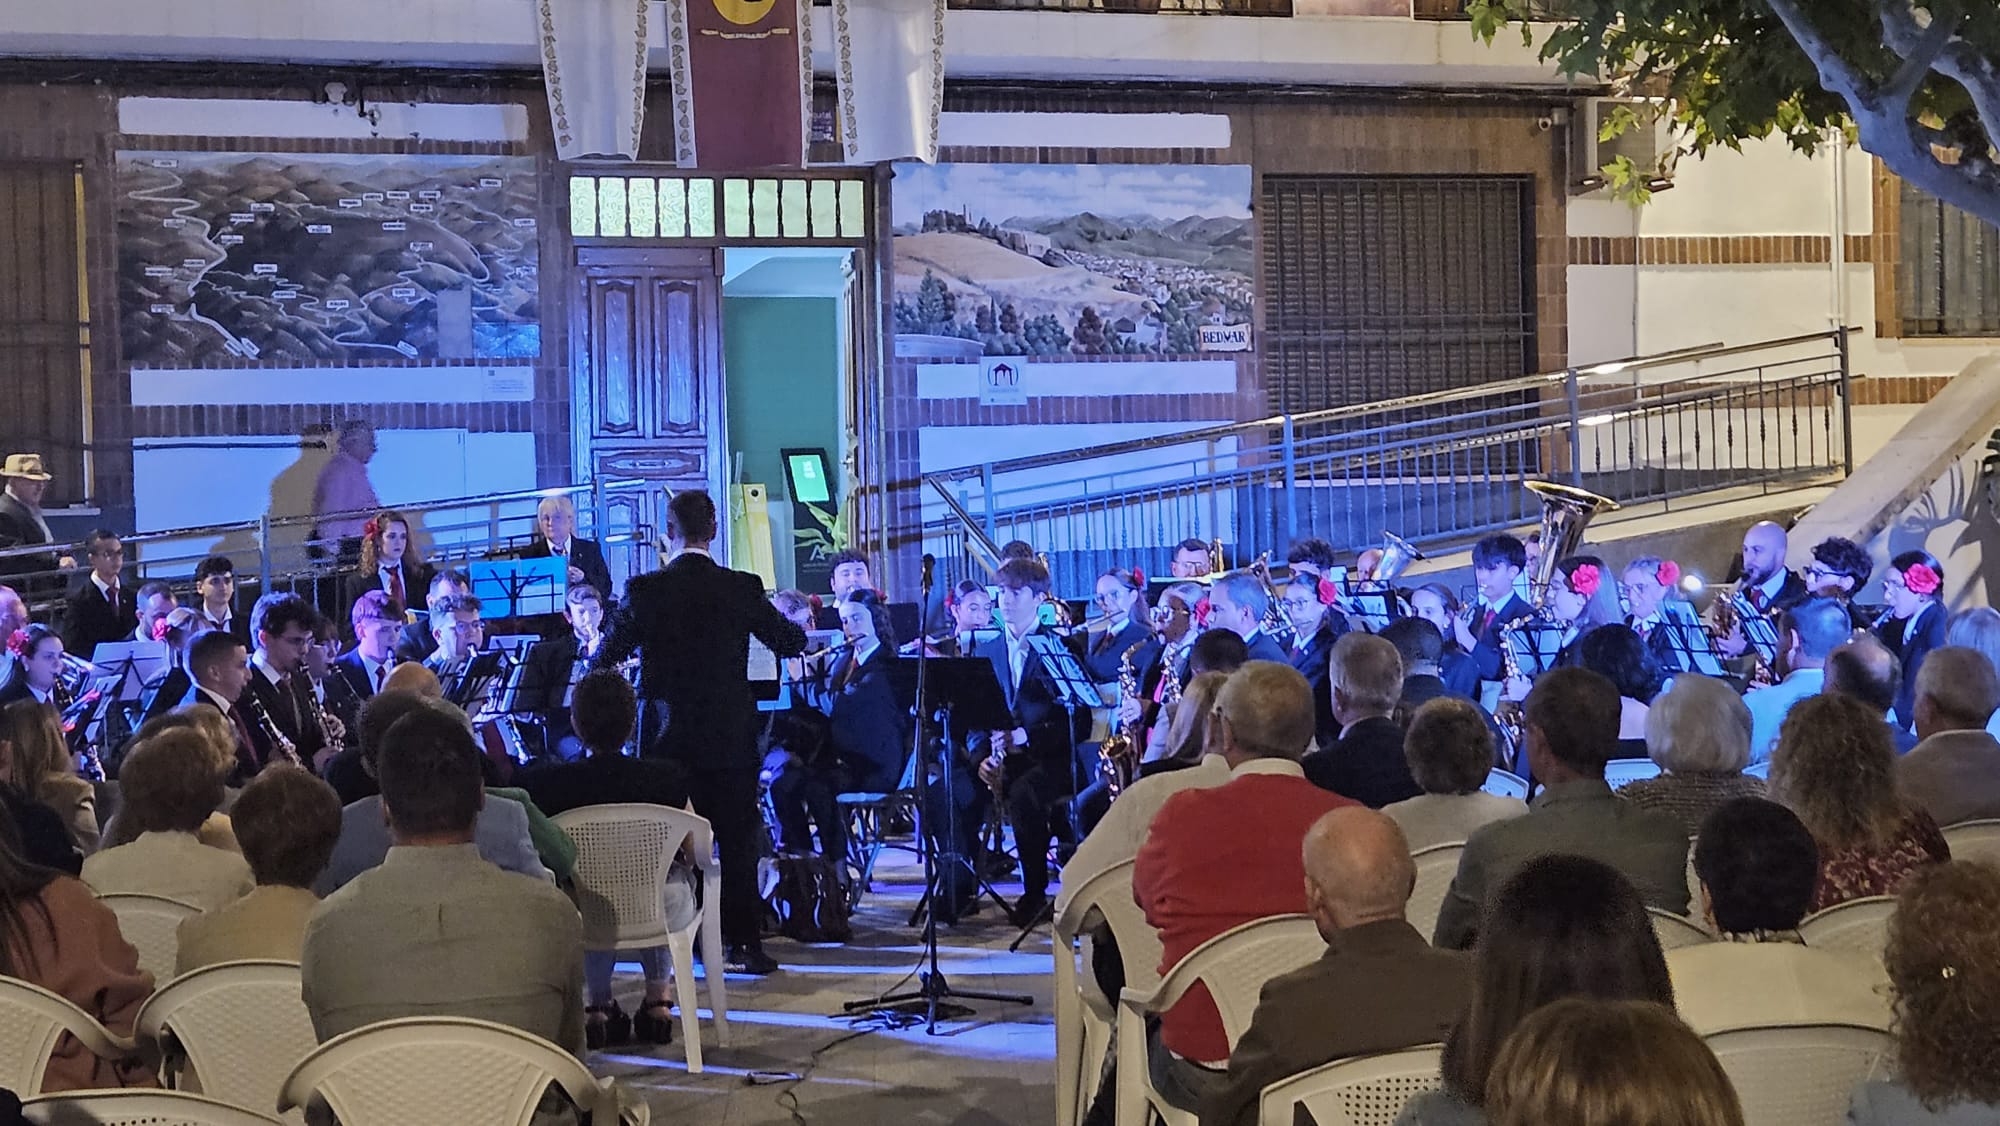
[106,584,118,606]
[1481,608,1497,634]
[387,567,405,609]
[373,664,386,692]
[1750,587,1766,611]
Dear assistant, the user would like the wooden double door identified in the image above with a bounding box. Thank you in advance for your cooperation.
[570,246,728,586]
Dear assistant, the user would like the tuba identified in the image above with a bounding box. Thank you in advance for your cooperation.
[1521,480,1620,609]
[1374,532,1427,587]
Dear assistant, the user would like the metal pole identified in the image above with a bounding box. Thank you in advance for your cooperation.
[1836,329,1854,476]
[1564,368,1585,488]
[977,465,997,540]
[1281,413,1298,545]
[257,514,273,593]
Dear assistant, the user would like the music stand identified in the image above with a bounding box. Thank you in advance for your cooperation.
[467,558,567,625]
[89,642,169,698]
[440,649,510,712]
[1658,602,1728,677]
[845,651,1033,1028]
[1738,608,1782,668]
[1502,618,1569,678]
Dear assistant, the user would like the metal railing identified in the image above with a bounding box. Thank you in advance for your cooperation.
[0,478,651,619]
[920,329,1855,595]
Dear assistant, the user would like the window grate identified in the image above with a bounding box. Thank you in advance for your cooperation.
[1898,182,2000,338]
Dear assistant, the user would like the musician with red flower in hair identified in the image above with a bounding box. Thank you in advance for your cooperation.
[1621,555,1686,674]
[1874,550,1949,732]
[339,509,430,634]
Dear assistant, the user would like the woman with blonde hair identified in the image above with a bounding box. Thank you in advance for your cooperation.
[1487,998,1742,1126]
[0,700,97,853]
[1770,693,1949,913]
[1850,861,2000,1125]
[1620,673,1765,836]
[1151,670,1227,776]
[81,729,252,911]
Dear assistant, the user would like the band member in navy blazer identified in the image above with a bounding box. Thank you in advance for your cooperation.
[1280,575,1351,748]
[1873,550,1949,732]
[1078,568,1153,683]
[1454,535,1533,683]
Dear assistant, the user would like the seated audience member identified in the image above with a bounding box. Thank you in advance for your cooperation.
[318,692,549,894]
[1399,855,1675,1126]
[301,705,585,1056]
[1770,693,1950,913]
[1381,698,1525,854]
[522,495,613,607]
[1671,798,1891,1034]
[61,529,136,660]
[102,709,242,856]
[1304,634,1420,807]
[1570,625,1658,757]
[1874,550,1947,731]
[133,581,176,645]
[81,730,252,911]
[340,509,430,626]
[0,812,154,1091]
[1618,674,1765,837]
[520,671,690,1049]
[175,765,341,974]
[1824,636,1920,755]
[1133,663,1355,1111]
[1744,596,1848,763]
[1380,617,1465,721]
[1485,999,1742,1126]
[1848,862,2000,1126]
[1899,646,2000,827]
[395,569,469,664]
[1201,808,1473,1126]
[190,554,244,641]
[1944,607,2000,740]
[0,624,65,707]
[1433,669,1690,950]
[0,700,96,853]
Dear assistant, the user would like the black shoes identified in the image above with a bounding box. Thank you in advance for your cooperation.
[585,1000,630,1050]
[1008,891,1050,929]
[634,1002,675,1045]
[728,944,781,975]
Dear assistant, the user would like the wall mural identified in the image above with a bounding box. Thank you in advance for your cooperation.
[890,162,1254,357]
[116,151,540,366]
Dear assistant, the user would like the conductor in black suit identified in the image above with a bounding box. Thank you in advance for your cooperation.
[61,530,137,661]
[521,495,615,606]
[971,556,1092,927]
[595,490,807,974]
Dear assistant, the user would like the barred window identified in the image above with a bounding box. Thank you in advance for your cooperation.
[1897,182,2000,338]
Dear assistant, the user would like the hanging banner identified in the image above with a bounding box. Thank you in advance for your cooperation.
[536,0,651,161]
[834,0,946,165]
[665,0,813,169]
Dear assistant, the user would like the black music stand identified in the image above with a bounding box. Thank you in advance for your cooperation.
[845,652,1033,1029]
[1659,602,1728,677]
[440,649,510,712]
[1005,635,1106,947]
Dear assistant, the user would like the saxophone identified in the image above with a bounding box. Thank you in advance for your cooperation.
[1097,640,1148,798]
[1493,616,1536,761]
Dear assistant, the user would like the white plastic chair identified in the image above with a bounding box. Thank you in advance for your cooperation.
[1054,859,1164,1126]
[1647,907,1714,950]
[135,960,315,1125]
[553,802,727,1072]
[1114,914,1324,1126]
[1480,769,1528,798]
[1256,1044,1444,1126]
[95,892,201,984]
[1603,758,1662,789]
[1705,1023,1893,1126]
[0,976,137,1096]
[279,1016,646,1126]
[23,1089,283,1125]
[1941,817,2000,866]
[1406,844,1465,946]
[1799,896,1896,963]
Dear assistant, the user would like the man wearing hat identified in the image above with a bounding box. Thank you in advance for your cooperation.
[0,454,70,591]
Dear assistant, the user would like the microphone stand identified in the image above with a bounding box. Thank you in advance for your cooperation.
[844,554,1031,1033]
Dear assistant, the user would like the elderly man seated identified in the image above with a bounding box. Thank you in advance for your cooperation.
[1899,646,2000,826]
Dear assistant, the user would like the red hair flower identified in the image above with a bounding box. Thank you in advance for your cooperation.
[1317,577,1340,606]
[151,617,174,643]
[1656,560,1681,588]
[1569,564,1601,598]
[5,630,29,659]
[807,593,823,612]
[1131,566,1146,588]
[1902,562,1941,596]
[1193,596,1212,629]
[362,518,380,540]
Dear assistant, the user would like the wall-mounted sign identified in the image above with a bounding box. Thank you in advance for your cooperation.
[979,356,1028,406]
[1199,324,1252,352]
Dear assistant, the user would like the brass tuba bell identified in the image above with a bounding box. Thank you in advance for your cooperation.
[1374,531,1427,587]
[1523,480,1620,608]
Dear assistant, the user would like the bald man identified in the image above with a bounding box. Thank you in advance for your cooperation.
[1198,808,1473,1126]
[1719,521,1809,659]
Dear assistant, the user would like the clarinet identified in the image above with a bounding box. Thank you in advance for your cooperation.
[239,689,303,768]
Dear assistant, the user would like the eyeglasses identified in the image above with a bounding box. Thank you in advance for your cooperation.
[1882,577,1908,593]
[1803,564,1837,580]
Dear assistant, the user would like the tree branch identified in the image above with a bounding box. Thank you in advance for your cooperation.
[1762,0,1874,104]
[1875,0,1957,104]
[1878,0,2000,157]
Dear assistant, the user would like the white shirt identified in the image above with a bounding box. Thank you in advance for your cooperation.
[195,684,235,712]
[201,606,233,631]
[669,546,713,562]
[26,684,49,704]
[252,654,286,687]
[1752,569,1788,606]
[1057,755,1232,915]
[1230,757,1306,780]
[357,653,392,693]
[90,573,120,600]
[1003,627,1033,695]
[850,637,880,668]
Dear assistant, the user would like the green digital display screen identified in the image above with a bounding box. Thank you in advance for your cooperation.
[787,452,831,504]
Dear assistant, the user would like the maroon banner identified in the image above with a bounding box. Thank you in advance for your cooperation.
[671,0,810,169]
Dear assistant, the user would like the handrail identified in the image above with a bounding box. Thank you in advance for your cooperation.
[925,331,1843,484]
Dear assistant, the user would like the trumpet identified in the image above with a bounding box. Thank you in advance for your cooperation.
[1208,538,1225,577]
[1248,552,1296,649]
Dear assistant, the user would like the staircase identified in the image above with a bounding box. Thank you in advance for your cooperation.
[921,330,1856,596]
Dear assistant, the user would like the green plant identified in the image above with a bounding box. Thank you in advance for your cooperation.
[793,503,851,560]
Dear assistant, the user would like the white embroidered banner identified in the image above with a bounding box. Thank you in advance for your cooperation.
[834,0,946,165]
[536,0,651,161]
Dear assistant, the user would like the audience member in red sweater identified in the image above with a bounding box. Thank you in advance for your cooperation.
[1133,659,1357,1112]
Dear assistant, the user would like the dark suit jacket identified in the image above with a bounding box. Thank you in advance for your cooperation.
[339,560,433,625]
[1876,601,1947,731]
[1289,623,1344,752]
[967,627,1092,774]
[139,666,192,726]
[179,683,259,782]
[1303,715,1422,808]
[1,784,81,876]
[1469,593,1534,681]
[394,621,437,664]
[1242,628,1291,666]
[521,536,614,604]
[1756,570,1812,616]
[595,551,806,772]
[237,667,328,771]
[61,578,137,661]
[821,645,907,791]
[0,676,40,709]
[328,650,381,704]
[1079,618,1152,684]
[518,752,689,817]
[0,493,57,583]
[1439,646,1480,699]
[1199,920,1472,1126]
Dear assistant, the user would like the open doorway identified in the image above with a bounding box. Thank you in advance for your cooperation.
[722,247,857,594]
